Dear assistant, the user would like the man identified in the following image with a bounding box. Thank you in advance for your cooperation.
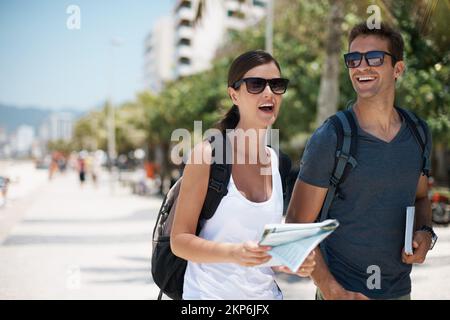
[286,22,437,300]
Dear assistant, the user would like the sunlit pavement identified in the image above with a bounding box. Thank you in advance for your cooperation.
[0,165,162,299]
[0,163,449,299]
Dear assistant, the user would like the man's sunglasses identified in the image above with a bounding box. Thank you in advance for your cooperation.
[343,50,395,68]
[231,77,289,95]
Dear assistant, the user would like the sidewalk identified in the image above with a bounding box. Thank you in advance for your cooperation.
[0,169,162,299]
[0,165,449,299]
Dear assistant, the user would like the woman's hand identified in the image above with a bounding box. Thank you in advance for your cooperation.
[273,250,316,277]
[231,241,272,267]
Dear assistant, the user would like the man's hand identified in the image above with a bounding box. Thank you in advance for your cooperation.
[273,250,316,277]
[402,230,432,264]
[320,281,370,300]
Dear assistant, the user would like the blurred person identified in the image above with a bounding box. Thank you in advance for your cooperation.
[171,50,315,300]
[56,153,67,173]
[0,176,10,208]
[90,152,101,187]
[287,23,435,300]
[77,153,87,186]
[48,152,58,180]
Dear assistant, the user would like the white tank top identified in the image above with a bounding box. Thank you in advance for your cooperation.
[183,147,284,300]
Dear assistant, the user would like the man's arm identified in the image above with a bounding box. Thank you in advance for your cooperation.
[402,175,433,264]
[286,180,369,300]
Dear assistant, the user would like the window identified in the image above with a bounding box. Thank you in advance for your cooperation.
[178,19,192,27]
[253,0,266,7]
[228,10,245,19]
[180,1,191,9]
[179,57,191,65]
[178,38,191,46]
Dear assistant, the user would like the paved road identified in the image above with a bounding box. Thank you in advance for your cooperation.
[0,165,449,299]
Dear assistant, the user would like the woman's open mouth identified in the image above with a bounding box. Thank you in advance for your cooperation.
[258,103,274,113]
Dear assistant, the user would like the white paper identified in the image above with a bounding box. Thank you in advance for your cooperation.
[258,219,339,272]
[405,206,415,255]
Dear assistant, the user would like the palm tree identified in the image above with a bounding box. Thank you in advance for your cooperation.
[316,0,344,126]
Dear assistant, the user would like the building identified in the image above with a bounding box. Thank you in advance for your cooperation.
[174,0,267,77]
[39,112,74,143]
[143,17,175,93]
[0,127,7,158]
[14,125,35,157]
[144,0,267,90]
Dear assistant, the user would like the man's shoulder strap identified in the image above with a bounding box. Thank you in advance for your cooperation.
[319,109,358,222]
[395,107,430,176]
[200,133,232,220]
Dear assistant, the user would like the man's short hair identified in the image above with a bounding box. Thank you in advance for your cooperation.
[348,22,404,66]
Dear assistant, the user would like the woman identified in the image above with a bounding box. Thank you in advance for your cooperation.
[171,50,315,299]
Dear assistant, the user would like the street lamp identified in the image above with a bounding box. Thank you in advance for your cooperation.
[107,37,123,170]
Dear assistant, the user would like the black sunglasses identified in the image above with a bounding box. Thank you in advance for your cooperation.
[231,77,289,95]
[343,50,395,68]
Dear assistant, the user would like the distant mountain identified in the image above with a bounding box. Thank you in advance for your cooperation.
[0,104,83,133]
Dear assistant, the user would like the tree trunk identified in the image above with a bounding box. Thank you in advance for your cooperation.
[316,0,344,127]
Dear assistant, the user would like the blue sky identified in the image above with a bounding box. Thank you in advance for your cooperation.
[0,0,174,111]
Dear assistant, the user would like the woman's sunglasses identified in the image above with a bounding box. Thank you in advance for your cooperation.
[343,50,395,68]
[231,77,289,95]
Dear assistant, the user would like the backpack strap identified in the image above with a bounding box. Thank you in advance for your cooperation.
[201,135,293,220]
[395,107,430,177]
[200,133,232,220]
[319,110,358,222]
[273,148,292,200]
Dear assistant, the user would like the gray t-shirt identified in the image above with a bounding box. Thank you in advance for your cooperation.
[298,108,432,299]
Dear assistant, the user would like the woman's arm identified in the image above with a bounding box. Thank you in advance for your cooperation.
[170,141,272,266]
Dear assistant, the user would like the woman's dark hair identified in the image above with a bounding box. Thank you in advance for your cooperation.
[216,50,281,132]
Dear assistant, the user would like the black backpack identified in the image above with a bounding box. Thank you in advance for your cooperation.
[318,104,430,222]
[151,133,292,300]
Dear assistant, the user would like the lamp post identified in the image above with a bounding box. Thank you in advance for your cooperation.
[107,38,122,166]
[107,37,122,192]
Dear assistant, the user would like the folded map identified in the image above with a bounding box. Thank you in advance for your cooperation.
[258,219,339,272]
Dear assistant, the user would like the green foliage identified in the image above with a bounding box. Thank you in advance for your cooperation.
[47,139,74,156]
[72,0,449,161]
[72,107,107,151]
[339,0,450,144]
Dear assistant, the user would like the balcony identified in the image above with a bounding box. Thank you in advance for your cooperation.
[226,16,247,30]
[175,0,192,11]
[176,7,195,22]
[176,44,193,59]
[177,64,193,78]
[176,25,194,40]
